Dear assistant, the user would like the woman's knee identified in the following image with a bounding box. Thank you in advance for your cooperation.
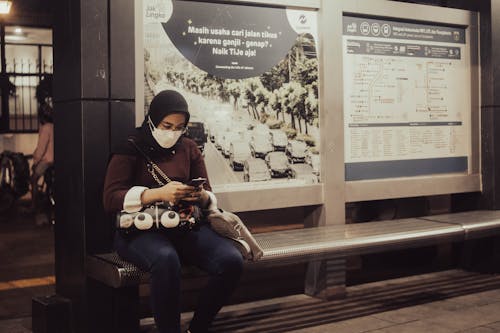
[151,248,181,275]
[218,251,244,278]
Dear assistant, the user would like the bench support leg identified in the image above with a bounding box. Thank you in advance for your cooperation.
[305,259,346,300]
[87,279,140,333]
[460,236,500,273]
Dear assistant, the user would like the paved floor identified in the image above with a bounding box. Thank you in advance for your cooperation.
[0,198,54,331]
[197,270,500,333]
[3,199,500,332]
[287,274,500,333]
[5,272,500,332]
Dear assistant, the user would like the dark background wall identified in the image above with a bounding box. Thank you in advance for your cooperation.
[478,1,500,210]
[1,0,53,27]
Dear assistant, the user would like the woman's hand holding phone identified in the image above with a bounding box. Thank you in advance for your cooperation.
[181,177,207,202]
[187,177,206,188]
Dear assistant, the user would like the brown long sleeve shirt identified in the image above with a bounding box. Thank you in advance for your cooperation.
[103,137,210,213]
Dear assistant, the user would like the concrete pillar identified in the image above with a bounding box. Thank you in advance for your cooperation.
[52,0,135,331]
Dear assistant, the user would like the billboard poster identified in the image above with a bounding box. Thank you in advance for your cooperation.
[343,15,470,181]
[142,0,320,191]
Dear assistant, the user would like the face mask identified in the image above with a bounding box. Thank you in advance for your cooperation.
[148,117,184,148]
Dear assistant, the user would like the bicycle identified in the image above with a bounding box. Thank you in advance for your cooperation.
[0,151,30,216]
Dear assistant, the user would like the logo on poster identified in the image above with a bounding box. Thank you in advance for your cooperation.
[382,24,391,37]
[360,22,370,35]
[144,0,172,22]
[346,22,357,34]
[293,12,313,33]
[146,5,166,19]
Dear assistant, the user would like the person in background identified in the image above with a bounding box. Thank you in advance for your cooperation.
[30,102,54,223]
[103,90,243,333]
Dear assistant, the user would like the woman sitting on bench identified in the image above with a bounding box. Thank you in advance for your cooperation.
[103,90,244,333]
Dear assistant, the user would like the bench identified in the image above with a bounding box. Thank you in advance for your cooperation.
[85,210,500,332]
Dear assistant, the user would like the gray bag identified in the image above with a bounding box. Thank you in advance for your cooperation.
[206,208,263,261]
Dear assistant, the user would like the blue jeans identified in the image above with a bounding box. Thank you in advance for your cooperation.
[115,224,244,333]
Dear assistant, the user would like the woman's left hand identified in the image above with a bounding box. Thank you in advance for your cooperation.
[182,187,209,205]
[181,185,203,202]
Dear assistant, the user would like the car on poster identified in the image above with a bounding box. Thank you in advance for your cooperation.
[229,141,252,171]
[212,127,228,150]
[290,163,318,184]
[265,151,290,178]
[185,122,208,153]
[206,118,223,143]
[252,123,271,135]
[286,140,308,163]
[269,129,288,151]
[243,158,271,182]
[250,135,273,159]
[305,149,321,175]
[220,131,245,158]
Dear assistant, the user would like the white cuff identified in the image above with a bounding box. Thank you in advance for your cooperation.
[205,190,218,212]
[123,186,149,213]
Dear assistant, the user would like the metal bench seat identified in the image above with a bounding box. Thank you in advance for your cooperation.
[422,210,500,239]
[256,218,463,266]
[86,216,469,288]
[87,252,148,288]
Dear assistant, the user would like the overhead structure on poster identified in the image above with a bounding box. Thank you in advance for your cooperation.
[343,15,471,181]
[142,0,320,191]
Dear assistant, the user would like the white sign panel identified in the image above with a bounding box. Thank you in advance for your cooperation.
[343,16,470,180]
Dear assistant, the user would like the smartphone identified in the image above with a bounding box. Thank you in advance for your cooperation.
[188,177,207,187]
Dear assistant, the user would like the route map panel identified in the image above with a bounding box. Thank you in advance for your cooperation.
[343,15,470,181]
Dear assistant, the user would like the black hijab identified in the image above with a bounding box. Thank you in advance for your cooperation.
[118,90,191,158]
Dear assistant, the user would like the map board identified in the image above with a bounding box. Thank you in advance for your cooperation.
[343,15,471,181]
